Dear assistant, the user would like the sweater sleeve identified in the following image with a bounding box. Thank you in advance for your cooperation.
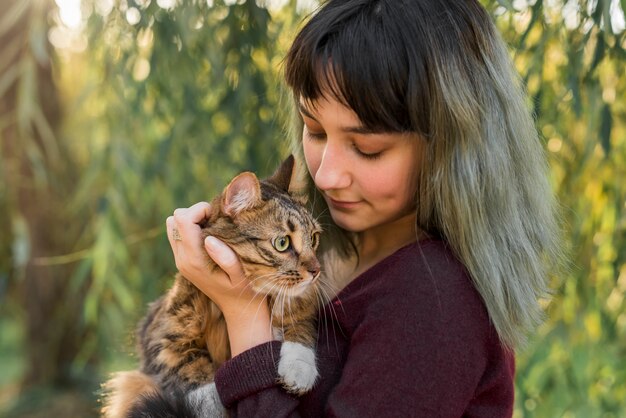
[214,341,302,417]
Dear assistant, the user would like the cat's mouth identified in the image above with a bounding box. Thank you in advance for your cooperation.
[284,280,315,297]
[249,273,317,298]
[275,274,318,297]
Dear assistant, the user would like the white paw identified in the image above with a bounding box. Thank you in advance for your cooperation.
[277,342,319,395]
[186,383,228,417]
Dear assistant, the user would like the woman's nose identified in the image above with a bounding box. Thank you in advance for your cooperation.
[314,142,351,191]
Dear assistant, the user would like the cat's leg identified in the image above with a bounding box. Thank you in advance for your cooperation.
[186,382,228,418]
[277,340,319,395]
[276,303,319,395]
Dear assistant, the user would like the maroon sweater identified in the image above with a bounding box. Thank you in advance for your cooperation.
[215,239,515,417]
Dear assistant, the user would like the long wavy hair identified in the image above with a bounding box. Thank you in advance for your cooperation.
[283,0,562,350]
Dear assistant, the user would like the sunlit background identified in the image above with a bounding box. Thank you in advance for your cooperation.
[0,0,625,416]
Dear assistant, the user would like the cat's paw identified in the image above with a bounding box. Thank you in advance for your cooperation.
[277,341,319,395]
[186,383,228,418]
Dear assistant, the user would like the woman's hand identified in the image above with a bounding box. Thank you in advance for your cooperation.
[166,202,273,356]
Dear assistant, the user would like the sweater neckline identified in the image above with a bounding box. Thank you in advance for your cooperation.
[330,237,440,303]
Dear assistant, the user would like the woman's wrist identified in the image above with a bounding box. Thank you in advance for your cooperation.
[223,298,274,357]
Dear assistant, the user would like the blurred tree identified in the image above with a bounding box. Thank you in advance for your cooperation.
[0,0,88,392]
[0,0,98,415]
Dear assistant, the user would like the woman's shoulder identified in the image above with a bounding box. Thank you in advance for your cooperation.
[336,238,494,342]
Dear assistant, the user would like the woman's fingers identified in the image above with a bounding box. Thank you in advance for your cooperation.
[165,216,178,251]
[173,201,211,226]
[172,202,209,243]
[165,206,260,318]
[167,202,211,271]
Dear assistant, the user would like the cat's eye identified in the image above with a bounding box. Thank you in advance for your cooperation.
[272,236,291,252]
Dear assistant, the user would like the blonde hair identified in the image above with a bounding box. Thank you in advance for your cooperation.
[284,0,562,350]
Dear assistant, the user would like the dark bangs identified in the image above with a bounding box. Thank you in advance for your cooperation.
[284,0,432,135]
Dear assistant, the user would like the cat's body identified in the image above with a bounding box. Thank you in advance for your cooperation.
[101,156,323,417]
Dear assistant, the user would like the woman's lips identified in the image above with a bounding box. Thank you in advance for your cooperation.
[327,197,361,210]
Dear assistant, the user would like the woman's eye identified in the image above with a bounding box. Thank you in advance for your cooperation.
[304,129,326,140]
[272,236,291,252]
[353,144,382,160]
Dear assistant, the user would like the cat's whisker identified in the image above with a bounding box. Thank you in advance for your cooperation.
[279,284,289,334]
[245,276,279,297]
[313,285,338,353]
[247,272,281,286]
[272,285,284,323]
[235,280,273,315]
[286,295,298,338]
[316,207,329,219]
[238,273,283,304]
[248,289,277,342]
[315,280,342,329]
[311,283,328,344]
[315,222,335,232]
[254,280,284,326]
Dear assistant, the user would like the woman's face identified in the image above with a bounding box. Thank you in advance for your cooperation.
[300,95,425,234]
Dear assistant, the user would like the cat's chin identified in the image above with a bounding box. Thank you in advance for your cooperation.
[285,282,313,298]
[257,280,315,299]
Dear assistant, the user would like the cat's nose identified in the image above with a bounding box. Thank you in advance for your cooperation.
[303,259,321,281]
[308,265,321,280]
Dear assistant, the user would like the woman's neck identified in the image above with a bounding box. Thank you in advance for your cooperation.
[352,212,423,278]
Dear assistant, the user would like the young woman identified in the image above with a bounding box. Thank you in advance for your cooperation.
[166,0,561,416]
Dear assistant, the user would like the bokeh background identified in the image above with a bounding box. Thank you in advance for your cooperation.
[0,0,624,416]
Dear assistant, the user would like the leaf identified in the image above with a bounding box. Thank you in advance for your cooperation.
[497,0,517,12]
[69,257,94,294]
[519,0,542,48]
[602,0,613,34]
[591,0,603,26]
[599,103,612,156]
[589,34,606,74]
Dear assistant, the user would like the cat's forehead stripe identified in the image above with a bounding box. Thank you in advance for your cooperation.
[286,207,316,233]
[259,183,319,232]
[291,229,303,254]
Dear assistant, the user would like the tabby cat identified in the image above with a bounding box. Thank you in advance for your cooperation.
[101,156,324,417]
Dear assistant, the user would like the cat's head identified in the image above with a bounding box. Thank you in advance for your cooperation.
[218,156,322,298]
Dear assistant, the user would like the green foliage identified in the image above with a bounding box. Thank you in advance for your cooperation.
[482,0,626,416]
[63,0,306,369]
[0,0,625,416]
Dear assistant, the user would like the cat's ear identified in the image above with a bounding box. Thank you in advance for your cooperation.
[267,155,296,192]
[267,155,309,205]
[223,172,262,217]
